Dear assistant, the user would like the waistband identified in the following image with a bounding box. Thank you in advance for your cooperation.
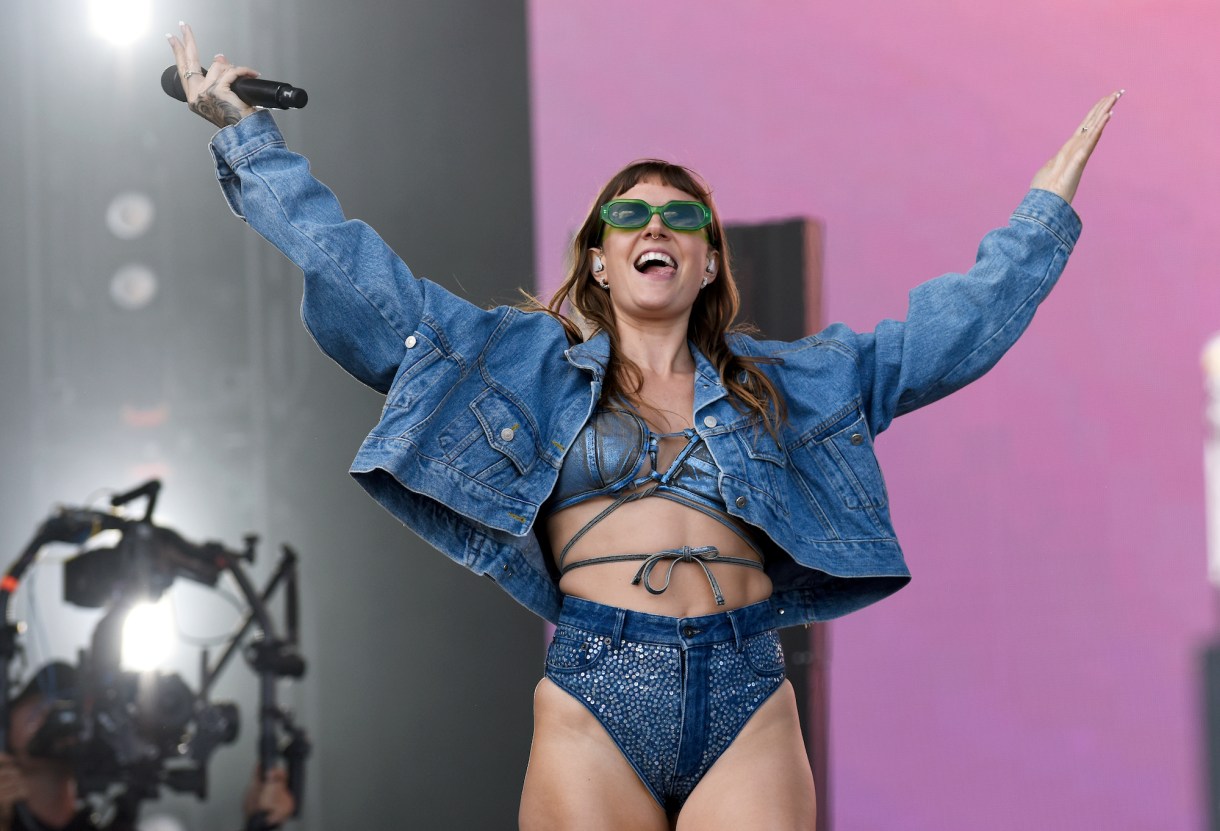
[557,595,780,649]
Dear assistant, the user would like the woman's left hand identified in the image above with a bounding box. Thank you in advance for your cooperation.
[1030,90,1124,204]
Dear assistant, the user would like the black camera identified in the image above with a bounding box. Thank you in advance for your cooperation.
[1,481,309,826]
[19,660,240,799]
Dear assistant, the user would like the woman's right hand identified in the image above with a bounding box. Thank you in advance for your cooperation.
[166,22,259,129]
[242,766,296,826]
[0,753,28,831]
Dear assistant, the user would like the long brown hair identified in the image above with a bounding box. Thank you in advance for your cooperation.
[527,159,786,435]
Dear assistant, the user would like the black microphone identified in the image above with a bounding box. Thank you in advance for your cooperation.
[160,64,308,109]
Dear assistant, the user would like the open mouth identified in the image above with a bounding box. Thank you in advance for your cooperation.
[634,250,677,279]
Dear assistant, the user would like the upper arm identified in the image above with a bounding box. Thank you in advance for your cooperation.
[210,113,493,393]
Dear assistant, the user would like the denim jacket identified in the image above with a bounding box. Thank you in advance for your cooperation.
[210,112,1081,628]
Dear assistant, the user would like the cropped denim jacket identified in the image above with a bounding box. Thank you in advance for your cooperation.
[210,112,1081,628]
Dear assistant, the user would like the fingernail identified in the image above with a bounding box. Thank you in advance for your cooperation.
[178,20,185,26]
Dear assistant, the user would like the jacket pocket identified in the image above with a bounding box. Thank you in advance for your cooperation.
[717,421,791,518]
[791,407,892,541]
[433,386,539,489]
[471,387,538,475]
[819,412,888,510]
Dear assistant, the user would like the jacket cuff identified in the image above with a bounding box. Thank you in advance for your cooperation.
[207,110,284,175]
[1016,188,1083,251]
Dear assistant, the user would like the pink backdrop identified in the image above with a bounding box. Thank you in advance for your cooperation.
[528,2,1220,828]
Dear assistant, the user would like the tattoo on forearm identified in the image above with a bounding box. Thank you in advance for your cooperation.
[190,86,245,128]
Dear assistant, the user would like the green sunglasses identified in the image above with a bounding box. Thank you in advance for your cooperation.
[599,199,713,232]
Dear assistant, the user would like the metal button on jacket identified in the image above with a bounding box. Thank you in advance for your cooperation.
[405,335,417,348]
[850,433,864,445]
[703,415,718,428]
[500,427,515,441]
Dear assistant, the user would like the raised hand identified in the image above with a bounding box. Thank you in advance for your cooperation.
[166,22,259,129]
[242,766,296,826]
[1030,90,1124,204]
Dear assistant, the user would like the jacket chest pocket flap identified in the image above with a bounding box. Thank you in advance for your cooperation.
[468,387,538,476]
[724,425,790,512]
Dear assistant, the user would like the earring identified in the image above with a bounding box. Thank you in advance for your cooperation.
[700,277,708,289]
[592,256,605,274]
[705,260,716,274]
[599,279,609,290]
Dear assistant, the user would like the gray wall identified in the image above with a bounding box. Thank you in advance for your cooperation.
[2,2,538,827]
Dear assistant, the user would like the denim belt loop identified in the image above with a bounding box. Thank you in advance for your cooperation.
[612,608,626,649]
[728,609,744,652]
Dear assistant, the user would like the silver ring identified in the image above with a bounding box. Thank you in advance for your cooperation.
[184,70,201,80]
[1080,126,1089,133]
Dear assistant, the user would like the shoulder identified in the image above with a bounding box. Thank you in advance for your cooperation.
[727,323,867,363]
[494,305,575,354]
[413,290,572,357]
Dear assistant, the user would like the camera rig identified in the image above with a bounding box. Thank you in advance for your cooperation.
[0,480,309,830]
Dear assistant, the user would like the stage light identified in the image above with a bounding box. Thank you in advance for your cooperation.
[106,192,156,240]
[88,0,152,46]
[109,263,159,310]
[121,599,175,672]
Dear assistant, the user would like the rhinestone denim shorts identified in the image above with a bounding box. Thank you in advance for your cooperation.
[544,596,787,813]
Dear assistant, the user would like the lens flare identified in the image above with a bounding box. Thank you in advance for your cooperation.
[121,600,175,672]
[106,192,156,240]
[110,263,159,310]
[88,0,153,46]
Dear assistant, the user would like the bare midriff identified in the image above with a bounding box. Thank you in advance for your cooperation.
[547,494,772,618]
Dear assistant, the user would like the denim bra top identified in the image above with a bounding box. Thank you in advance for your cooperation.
[548,407,764,606]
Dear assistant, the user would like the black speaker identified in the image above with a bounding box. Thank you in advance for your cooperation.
[1202,640,1220,830]
[729,216,830,831]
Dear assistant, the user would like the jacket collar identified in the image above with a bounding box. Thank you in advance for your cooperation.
[564,330,610,375]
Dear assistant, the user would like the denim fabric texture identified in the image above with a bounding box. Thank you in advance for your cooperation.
[545,596,786,811]
[209,112,1082,627]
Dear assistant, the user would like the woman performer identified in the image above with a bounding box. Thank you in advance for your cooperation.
[168,22,1119,831]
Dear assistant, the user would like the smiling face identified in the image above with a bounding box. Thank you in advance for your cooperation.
[588,178,718,327]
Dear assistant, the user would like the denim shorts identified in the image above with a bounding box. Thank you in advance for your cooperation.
[544,596,787,812]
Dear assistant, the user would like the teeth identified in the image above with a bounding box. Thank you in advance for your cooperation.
[634,251,676,269]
